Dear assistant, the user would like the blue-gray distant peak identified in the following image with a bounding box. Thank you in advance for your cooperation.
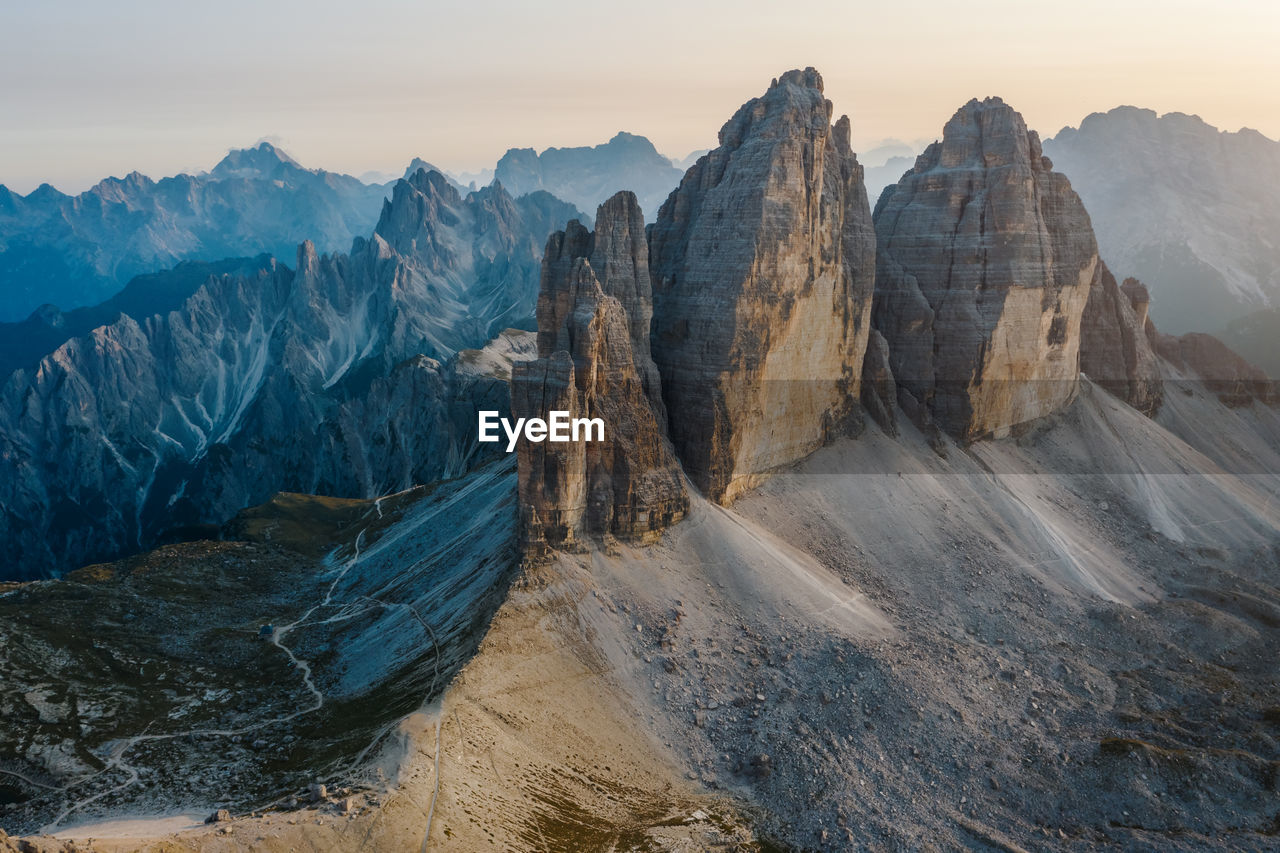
[0,144,393,321]
[210,141,304,179]
[493,132,684,223]
[1045,106,1280,334]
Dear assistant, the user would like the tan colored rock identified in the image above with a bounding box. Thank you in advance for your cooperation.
[873,97,1099,440]
[514,193,687,549]
[648,68,877,502]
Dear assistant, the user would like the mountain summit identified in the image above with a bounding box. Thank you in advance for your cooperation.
[209,141,304,179]
[0,145,393,321]
[649,67,876,501]
[1045,106,1280,334]
[873,97,1103,439]
[494,131,684,222]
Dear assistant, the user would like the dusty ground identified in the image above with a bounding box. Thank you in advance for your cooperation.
[6,379,1280,851]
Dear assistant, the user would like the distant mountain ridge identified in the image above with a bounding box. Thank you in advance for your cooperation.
[1044,107,1280,335]
[0,142,394,321]
[495,131,684,221]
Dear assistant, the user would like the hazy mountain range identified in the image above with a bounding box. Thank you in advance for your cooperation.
[0,170,577,580]
[1044,107,1280,335]
[494,131,685,222]
[0,143,395,321]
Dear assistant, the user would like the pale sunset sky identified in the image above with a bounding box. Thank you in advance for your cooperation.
[2,0,1277,193]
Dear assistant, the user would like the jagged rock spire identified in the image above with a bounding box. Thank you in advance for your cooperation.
[514,192,687,550]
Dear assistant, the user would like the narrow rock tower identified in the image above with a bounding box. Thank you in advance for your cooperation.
[512,192,687,549]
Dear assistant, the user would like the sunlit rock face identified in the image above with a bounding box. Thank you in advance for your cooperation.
[514,192,687,550]
[648,68,877,502]
[873,97,1100,441]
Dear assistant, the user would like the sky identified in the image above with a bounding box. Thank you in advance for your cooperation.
[2,0,1278,194]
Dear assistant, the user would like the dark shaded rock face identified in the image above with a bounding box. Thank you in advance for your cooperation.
[0,170,573,580]
[1080,268,1163,416]
[648,68,877,503]
[1152,329,1277,407]
[873,97,1100,442]
[860,328,898,437]
[513,192,687,549]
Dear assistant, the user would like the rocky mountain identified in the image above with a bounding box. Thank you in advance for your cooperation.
[0,256,274,376]
[513,192,687,549]
[0,170,575,581]
[4,68,1280,853]
[1152,328,1277,408]
[1044,107,1280,335]
[400,158,468,192]
[873,97,1104,441]
[649,68,876,502]
[1079,272,1164,416]
[0,143,393,321]
[495,132,684,222]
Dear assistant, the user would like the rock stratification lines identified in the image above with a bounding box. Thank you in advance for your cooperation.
[513,192,687,548]
[872,97,1100,441]
[648,67,877,502]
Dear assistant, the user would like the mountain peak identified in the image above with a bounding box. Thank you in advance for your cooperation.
[403,157,447,181]
[211,141,302,179]
[374,170,464,256]
[25,182,67,204]
[90,170,155,197]
[773,67,824,93]
[934,96,1043,171]
[648,70,874,501]
[605,132,660,153]
[405,166,459,198]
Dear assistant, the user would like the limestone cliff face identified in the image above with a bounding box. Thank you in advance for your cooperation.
[1079,269,1163,416]
[648,68,877,502]
[873,97,1098,441]
[860,328,898,437]
[514,193,687,549]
